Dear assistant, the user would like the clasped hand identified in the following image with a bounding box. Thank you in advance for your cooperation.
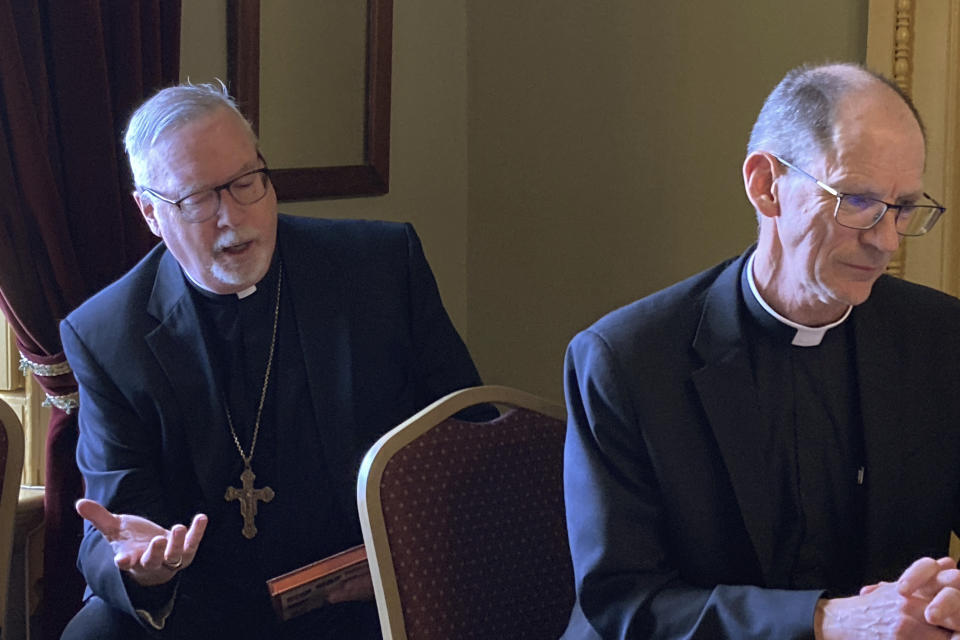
[817,556,960,639]
[75,499,208,587]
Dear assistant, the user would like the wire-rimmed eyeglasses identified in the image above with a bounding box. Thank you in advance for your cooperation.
[140,160,272,224]
[772,154,945,237]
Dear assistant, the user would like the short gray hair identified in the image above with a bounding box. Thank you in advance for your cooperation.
[747,62,925,167]
[124,80,256,188]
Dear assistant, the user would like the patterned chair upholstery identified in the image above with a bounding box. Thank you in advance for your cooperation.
[0,398,25,637]
[358,385,574,640]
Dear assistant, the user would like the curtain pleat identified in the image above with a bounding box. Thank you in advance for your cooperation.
[0,2,179,637]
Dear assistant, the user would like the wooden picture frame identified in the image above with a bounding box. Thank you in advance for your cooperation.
[227,0,393,201]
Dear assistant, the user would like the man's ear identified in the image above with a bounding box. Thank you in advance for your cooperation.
[743,151,782,219]
[132,191,161,238]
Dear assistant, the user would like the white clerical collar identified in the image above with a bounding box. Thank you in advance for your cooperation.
[182,267,257,299]
[746,252,851,347]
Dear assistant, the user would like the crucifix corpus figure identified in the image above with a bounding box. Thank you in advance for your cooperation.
[225,465,275,539]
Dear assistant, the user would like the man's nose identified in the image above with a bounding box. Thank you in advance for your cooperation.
[862,208,901,253]
[215,188,247,227]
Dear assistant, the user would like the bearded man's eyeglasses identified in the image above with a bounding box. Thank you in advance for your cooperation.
[773,154,945,237]
[140,160,272,224]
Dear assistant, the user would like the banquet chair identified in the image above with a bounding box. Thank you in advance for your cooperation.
[0,399,25,640]
[357,385,574,640]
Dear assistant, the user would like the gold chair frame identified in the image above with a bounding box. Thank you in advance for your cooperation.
[357,385,566,640]
[0,398,25,637]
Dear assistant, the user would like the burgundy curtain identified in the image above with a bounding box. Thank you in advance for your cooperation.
[0,2,179,637]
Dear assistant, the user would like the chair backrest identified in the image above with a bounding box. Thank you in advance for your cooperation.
[0,399,25,635]
[358,385,574,640]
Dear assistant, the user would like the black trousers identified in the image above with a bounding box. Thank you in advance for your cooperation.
[61,595,381,640]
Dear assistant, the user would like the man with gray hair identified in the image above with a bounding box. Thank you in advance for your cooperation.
[562,62,960,639]
[59,82,488,639]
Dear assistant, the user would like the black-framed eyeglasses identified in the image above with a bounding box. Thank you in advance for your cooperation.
[773,154,946,237]
[140,158,272,224]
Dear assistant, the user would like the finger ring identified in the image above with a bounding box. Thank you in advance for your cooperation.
[163,557,183,570]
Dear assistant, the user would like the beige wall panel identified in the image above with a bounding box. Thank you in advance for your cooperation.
[908,3,952,291]
[259,0,367,167]
[180,0,228,83]
[466,1,869,401]
[281,0,472,333]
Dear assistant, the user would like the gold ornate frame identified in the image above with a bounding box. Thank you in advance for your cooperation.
[867,0,960,295]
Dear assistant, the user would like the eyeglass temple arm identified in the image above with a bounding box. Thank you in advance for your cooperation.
[771,154,841,197]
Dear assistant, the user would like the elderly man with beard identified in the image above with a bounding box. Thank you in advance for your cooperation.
[59,83,487,639]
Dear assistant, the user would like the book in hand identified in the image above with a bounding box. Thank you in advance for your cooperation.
[266,544,369,621]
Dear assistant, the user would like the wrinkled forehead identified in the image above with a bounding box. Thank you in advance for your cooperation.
[834,85,924,150]
[805,86,926,192]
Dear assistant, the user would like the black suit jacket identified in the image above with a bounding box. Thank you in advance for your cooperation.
[562,249,960,639]
[61,215,485,626]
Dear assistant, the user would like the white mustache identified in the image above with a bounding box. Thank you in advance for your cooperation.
[214,231,253,252]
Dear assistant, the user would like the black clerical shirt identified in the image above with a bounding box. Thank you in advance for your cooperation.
[740,262,867,596]
[185,254,369,637]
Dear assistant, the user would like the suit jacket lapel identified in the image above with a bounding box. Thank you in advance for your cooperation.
[144,250,236,508]
[691,251,778,583]
[278,219,359,510]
